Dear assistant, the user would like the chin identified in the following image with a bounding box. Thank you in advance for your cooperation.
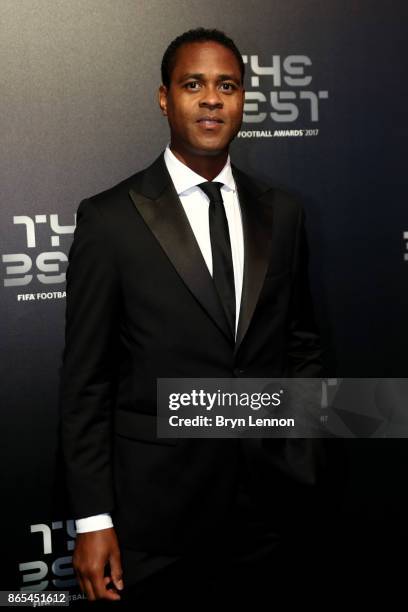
[197,148,225,157]
[191,140,230,156]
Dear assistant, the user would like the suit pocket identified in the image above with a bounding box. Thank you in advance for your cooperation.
[114,409,178,447]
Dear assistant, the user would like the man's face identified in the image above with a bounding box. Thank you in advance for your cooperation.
[159,41,245,158]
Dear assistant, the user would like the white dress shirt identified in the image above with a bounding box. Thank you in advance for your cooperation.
[75,145,244,533]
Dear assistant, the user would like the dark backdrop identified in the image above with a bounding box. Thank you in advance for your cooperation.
[1,0,407,592]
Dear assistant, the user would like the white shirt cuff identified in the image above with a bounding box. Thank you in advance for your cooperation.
[75,513,113,533]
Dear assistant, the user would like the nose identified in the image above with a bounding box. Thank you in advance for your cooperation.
[199,84,223,109]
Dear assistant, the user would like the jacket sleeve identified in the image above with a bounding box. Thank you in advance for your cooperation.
[287,205,324,378]
[59,198,120,519]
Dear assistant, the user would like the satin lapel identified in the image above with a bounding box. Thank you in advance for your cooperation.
[129,172,233,344]
[233,170,274,354]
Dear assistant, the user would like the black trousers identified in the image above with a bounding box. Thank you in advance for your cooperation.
[88,471,318,607]
[118,543,291,607]
[116,476,285,604]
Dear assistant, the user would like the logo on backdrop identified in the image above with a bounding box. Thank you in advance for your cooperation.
[239,54,328,139]
[18,519,84,601]
[1,213,75,301]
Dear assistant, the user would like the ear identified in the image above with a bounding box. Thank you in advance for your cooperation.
[158,85,168,116]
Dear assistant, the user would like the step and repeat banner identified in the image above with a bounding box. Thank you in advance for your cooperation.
[1,0,406,596]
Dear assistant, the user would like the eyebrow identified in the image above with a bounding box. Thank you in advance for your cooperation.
[178,72,241,85]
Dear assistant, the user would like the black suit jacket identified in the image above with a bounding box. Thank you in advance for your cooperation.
[59,152,324,555]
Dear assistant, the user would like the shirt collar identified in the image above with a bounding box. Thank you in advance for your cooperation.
[164,144,236,196]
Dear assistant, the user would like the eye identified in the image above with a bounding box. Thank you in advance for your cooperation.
[220,82,237,92]
[184,81,201,90]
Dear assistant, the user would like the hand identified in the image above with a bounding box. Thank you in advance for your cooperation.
[73,527,124,601]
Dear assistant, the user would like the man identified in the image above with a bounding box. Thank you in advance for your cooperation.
[59,28,324,604]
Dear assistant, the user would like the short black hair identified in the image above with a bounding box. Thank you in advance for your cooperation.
[161,27,245,89]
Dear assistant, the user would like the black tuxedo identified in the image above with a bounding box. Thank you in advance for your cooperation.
[59,152,324,559]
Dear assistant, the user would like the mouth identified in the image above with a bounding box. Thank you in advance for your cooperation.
[196,116,224,130]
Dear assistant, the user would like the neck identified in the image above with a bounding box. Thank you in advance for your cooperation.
[169,145,228,181]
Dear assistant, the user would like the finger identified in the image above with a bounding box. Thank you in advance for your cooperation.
[91,572,121,601]
[103,575,122,598]
[82,576,96,602]
[74,572,85,595]
[109,552,124,592]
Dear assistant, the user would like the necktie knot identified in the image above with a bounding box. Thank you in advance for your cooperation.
[198,181,224,204]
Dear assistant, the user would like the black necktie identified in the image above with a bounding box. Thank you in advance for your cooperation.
[198,181,236,337]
